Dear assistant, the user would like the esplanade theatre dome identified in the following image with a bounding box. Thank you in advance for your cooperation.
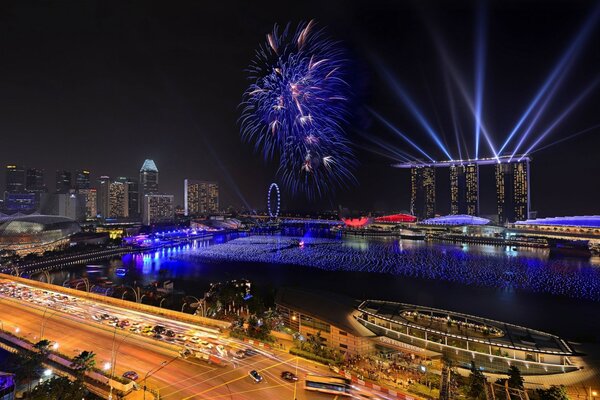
[0,215,81,256]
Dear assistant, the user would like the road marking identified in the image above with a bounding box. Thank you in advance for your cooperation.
[202,383,287,399]
[178,357,296,400]
[159,355,276,395]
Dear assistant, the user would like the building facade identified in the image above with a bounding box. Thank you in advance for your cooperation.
[142,194,174,225]
[495,160,530,224]
[184,179,219,216]
[109,180,129,218]
[276,288,375,357]
[5,165,26,194]
[96,176,111,220]
[410,166,435,220]
[139,159,159,200]
[450,164,479,216]
[55,170,72,194]
[75,169,91,190]
[78,188,97,219]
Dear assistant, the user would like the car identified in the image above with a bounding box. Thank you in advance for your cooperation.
[280,371,298,382]
[248,370,263,383]
[165,329,175,337]
[216,345,227,357]
[152,325,166,334]
[244,348,257,357]
[122,371,139,381]
[91,314,102,321]
[119,320,130,328]
[233,350,245,359]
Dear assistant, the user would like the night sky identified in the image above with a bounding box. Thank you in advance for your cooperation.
[0,0,598,217]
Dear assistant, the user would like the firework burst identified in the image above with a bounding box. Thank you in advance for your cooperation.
[240,20,356,199]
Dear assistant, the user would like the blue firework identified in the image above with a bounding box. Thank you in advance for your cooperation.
[240,20,356,198]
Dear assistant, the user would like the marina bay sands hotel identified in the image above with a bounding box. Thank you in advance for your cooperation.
[394,155,530,224]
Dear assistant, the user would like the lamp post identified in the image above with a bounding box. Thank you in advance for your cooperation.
[140,353,182,399]
[40,307,61,339]
[108,328,135,400]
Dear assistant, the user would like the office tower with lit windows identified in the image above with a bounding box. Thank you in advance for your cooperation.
[495,159,530,224]
[142,194,174,225]
[78,188,97,219]
[75,170,91,190]
[184,179,219,216]
[5,165,26,193]
[109,180,129,218]
[449,164,479,216]
[139,159,159,198]
[25,168,47,209]
[122,177,139,218]
[410,166,435,220]
[97,176,111,219]
[55,170,72,194]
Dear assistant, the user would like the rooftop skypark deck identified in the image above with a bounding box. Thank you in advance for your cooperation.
[392,154,531,168]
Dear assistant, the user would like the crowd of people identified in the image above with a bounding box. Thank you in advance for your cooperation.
[187,235,600,301]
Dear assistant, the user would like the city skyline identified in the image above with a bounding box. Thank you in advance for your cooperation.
[0,1,598,216]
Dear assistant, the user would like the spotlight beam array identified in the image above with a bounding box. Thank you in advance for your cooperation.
[368,108,435,162]
[474,1,487,159]
[521,78,600,159]
[376,62,453,160]
[499,3,600,155]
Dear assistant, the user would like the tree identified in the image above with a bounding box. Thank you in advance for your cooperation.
[467,362,487,400]
[28,376,86,400]
[33,339,52,355]
[535,385,569,400]
[71,350,96,378]
[507,365,524,390]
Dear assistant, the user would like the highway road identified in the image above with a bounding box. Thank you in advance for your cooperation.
[0,278,393,400]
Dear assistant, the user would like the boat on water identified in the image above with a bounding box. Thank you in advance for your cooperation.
[546,238,591,257]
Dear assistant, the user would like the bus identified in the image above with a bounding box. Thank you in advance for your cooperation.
[304,374,352,396]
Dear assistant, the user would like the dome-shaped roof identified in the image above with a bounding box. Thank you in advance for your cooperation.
[420,214,490,226]
[0,215,81,236]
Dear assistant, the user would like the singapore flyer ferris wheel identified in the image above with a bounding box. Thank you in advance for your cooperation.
[267,183,280,218]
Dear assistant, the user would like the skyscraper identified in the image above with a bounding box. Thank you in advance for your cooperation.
[25,168,47,211]
[123,177,139,218]
[78,188,97,219]
[495,160,530,224]
[139,159,159,199]
[109,180,129,218]
[142,194,174,225]
[75,170,91,190]
[449,164,479,216]
[55,170,72,194]
[5,165,26,193]
[410,166,435,220]
[97,176,111,219]
[184,179,219,216]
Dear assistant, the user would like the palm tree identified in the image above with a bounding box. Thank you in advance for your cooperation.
[71,350,96,379]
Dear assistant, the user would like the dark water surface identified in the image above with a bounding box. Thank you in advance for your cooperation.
[47,233,600,342]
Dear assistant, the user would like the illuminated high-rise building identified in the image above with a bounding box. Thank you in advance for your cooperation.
[495,159,530,224]
[119,177,139,218]
[55,170,72,194]
[75,170,91,190]
[139,159,159,199]
[184,179,219,216]
[96,176,111,219]
[78,188,97,219]
[449,164,479,216]
[410,166,435,220]
[142,194,174,225]
[109,180,129,218]
[25,168,47,210]
[5,165,26,193]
